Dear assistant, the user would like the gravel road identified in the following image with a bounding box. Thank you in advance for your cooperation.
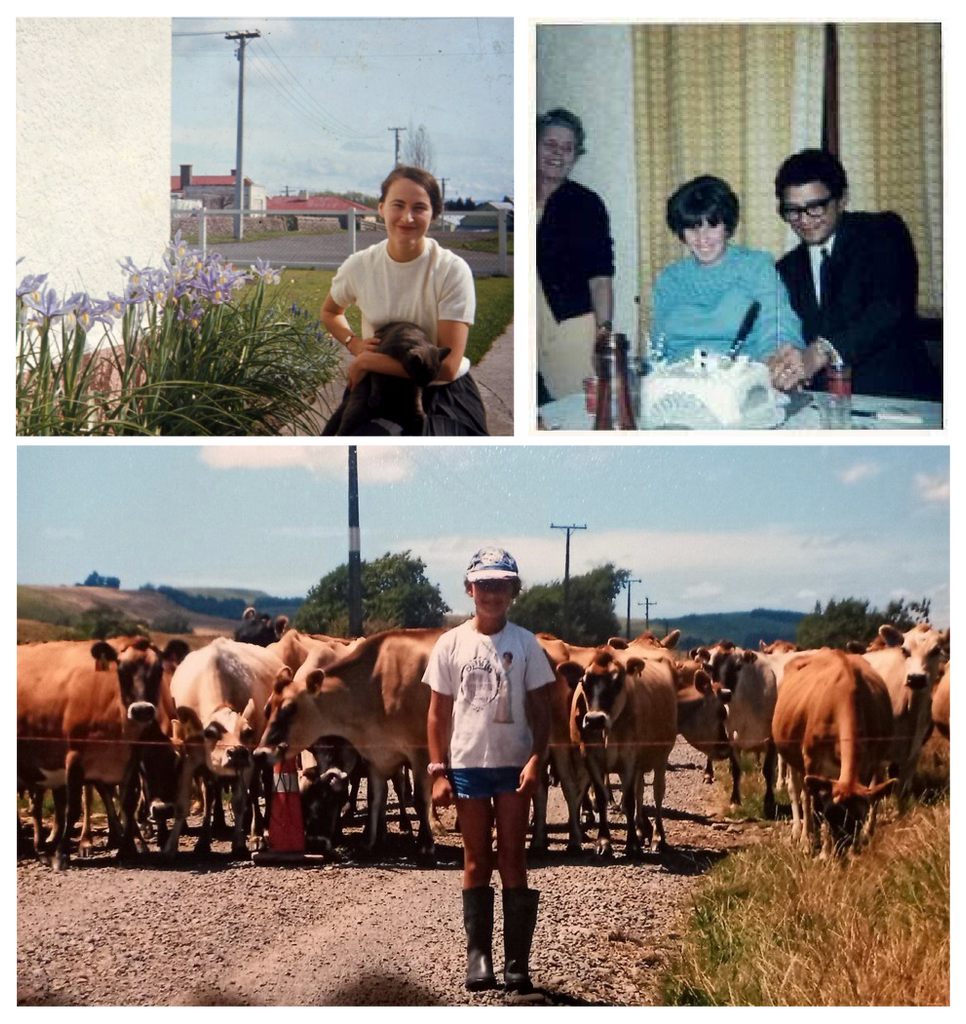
[17,740,764,1006]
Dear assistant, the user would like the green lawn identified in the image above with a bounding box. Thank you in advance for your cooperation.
[250,269,512,365]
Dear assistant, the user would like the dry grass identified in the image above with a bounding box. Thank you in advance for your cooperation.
[662,742,950,1005]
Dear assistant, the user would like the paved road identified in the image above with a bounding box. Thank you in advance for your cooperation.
[213,230,512,277]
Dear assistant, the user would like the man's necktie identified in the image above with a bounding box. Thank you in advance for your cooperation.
[819,246,832,308]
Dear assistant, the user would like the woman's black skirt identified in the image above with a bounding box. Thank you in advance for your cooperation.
[324,372,489,436]
[422,372,488,436]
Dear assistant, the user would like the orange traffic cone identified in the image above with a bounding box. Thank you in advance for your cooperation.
[253,757,304,864]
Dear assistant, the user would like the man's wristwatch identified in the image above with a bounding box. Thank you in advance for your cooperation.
[597,320,612,333]
[427,762,447,776]
[815,337,843,370]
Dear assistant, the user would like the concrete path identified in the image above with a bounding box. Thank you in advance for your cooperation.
[471,321,513,436]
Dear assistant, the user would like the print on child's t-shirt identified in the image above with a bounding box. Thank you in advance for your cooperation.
[459,655,501,710]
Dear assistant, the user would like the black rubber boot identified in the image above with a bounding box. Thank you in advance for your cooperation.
[462,886,497,991]
[502,887,539,993]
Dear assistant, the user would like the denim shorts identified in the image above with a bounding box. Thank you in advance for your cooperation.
[450,766,522,799]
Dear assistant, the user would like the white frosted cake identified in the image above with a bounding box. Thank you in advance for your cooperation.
[642,351,787,429]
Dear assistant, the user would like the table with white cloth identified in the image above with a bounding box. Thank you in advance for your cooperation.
[538,389,943,431]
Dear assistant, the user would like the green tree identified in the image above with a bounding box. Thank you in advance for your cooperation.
[74,605,148,640]
[510,564,629,646]
[294,551,449,636]
[796,595,933,650]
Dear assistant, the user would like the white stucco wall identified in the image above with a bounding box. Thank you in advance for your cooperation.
[16,18,172,304]
[536,24,639,342]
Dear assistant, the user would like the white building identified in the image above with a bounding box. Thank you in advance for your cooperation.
[16,18,173,307]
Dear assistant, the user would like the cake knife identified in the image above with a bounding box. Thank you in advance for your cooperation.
[729,300,761,360]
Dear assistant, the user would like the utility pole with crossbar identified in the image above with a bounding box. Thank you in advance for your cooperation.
[226,30,260,240]
[550,523,586,640]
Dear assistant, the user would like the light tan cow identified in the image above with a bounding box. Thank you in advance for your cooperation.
[693,641,779,817]
[163,638,291,858]
[265,629,325,674]
[932,661,950,740]
[616,637,732,781]
[293,636,366,684]
[856,623,948,810]
[773,649,895,857]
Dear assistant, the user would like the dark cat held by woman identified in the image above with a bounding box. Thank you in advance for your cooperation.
[322,321,451,436]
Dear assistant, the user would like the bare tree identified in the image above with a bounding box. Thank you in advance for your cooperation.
[403,122,436,174]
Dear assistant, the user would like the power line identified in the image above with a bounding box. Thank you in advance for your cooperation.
[255,36,379,141]
[246,55,341,140]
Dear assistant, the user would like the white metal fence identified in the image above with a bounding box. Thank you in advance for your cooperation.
[170,207,512,278]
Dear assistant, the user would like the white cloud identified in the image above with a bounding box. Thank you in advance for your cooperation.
[343,521,945,620]
[392,526,882,588]
[915,473,950,503]
[199,445,413,484]
[838,461,881,484]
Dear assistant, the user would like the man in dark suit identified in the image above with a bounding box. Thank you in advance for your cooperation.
[767,149,935,399]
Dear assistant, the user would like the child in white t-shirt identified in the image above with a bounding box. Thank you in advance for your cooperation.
[425,547,553,995]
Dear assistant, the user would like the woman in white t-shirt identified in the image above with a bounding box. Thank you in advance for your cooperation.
[424,547,554,995]
[320,166,488,435]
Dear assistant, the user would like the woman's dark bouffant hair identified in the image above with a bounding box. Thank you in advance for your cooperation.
[666,175,740,240]
[380,165,443,219]
[536,107,586,157]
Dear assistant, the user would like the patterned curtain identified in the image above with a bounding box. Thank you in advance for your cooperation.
[837,23,942,315]
[632,24,825,329]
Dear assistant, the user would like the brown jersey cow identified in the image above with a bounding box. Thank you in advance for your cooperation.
[17,636,187,870]
[256,628,445,861]
[773,649,895,857]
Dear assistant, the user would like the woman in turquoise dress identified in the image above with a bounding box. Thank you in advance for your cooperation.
[651,176,803,369]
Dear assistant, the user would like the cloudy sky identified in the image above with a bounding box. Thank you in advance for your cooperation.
[17,444,950,627]
[172,18,513,202]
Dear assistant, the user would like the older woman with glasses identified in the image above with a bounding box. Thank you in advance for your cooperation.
[650,175,803,377]
[536,108,615,404]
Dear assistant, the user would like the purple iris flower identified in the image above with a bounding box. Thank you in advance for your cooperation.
[17,273,48,299]
[22,287,66,319]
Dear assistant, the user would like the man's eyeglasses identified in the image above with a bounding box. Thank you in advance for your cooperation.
[779,196,835,222]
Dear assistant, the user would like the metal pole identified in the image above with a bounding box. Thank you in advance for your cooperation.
[623,577,642,639]
[498,208,507,276]
[348,447,363,637]
[638,596,658,631]
[388,126,407,166]
[551,523,586,639]
[226,30,261,241]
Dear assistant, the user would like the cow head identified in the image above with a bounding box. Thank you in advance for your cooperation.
[675,666,731,760]
[235,611,284,647]
[804,775,897,854]
[201,697,259,775]
[255,666,322,765]
[92,637,188,725]
[569,648,640,747]
[631,628,681,650]
[759,639,798,654]
[705,646,744,691]
[877,623,946,691]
